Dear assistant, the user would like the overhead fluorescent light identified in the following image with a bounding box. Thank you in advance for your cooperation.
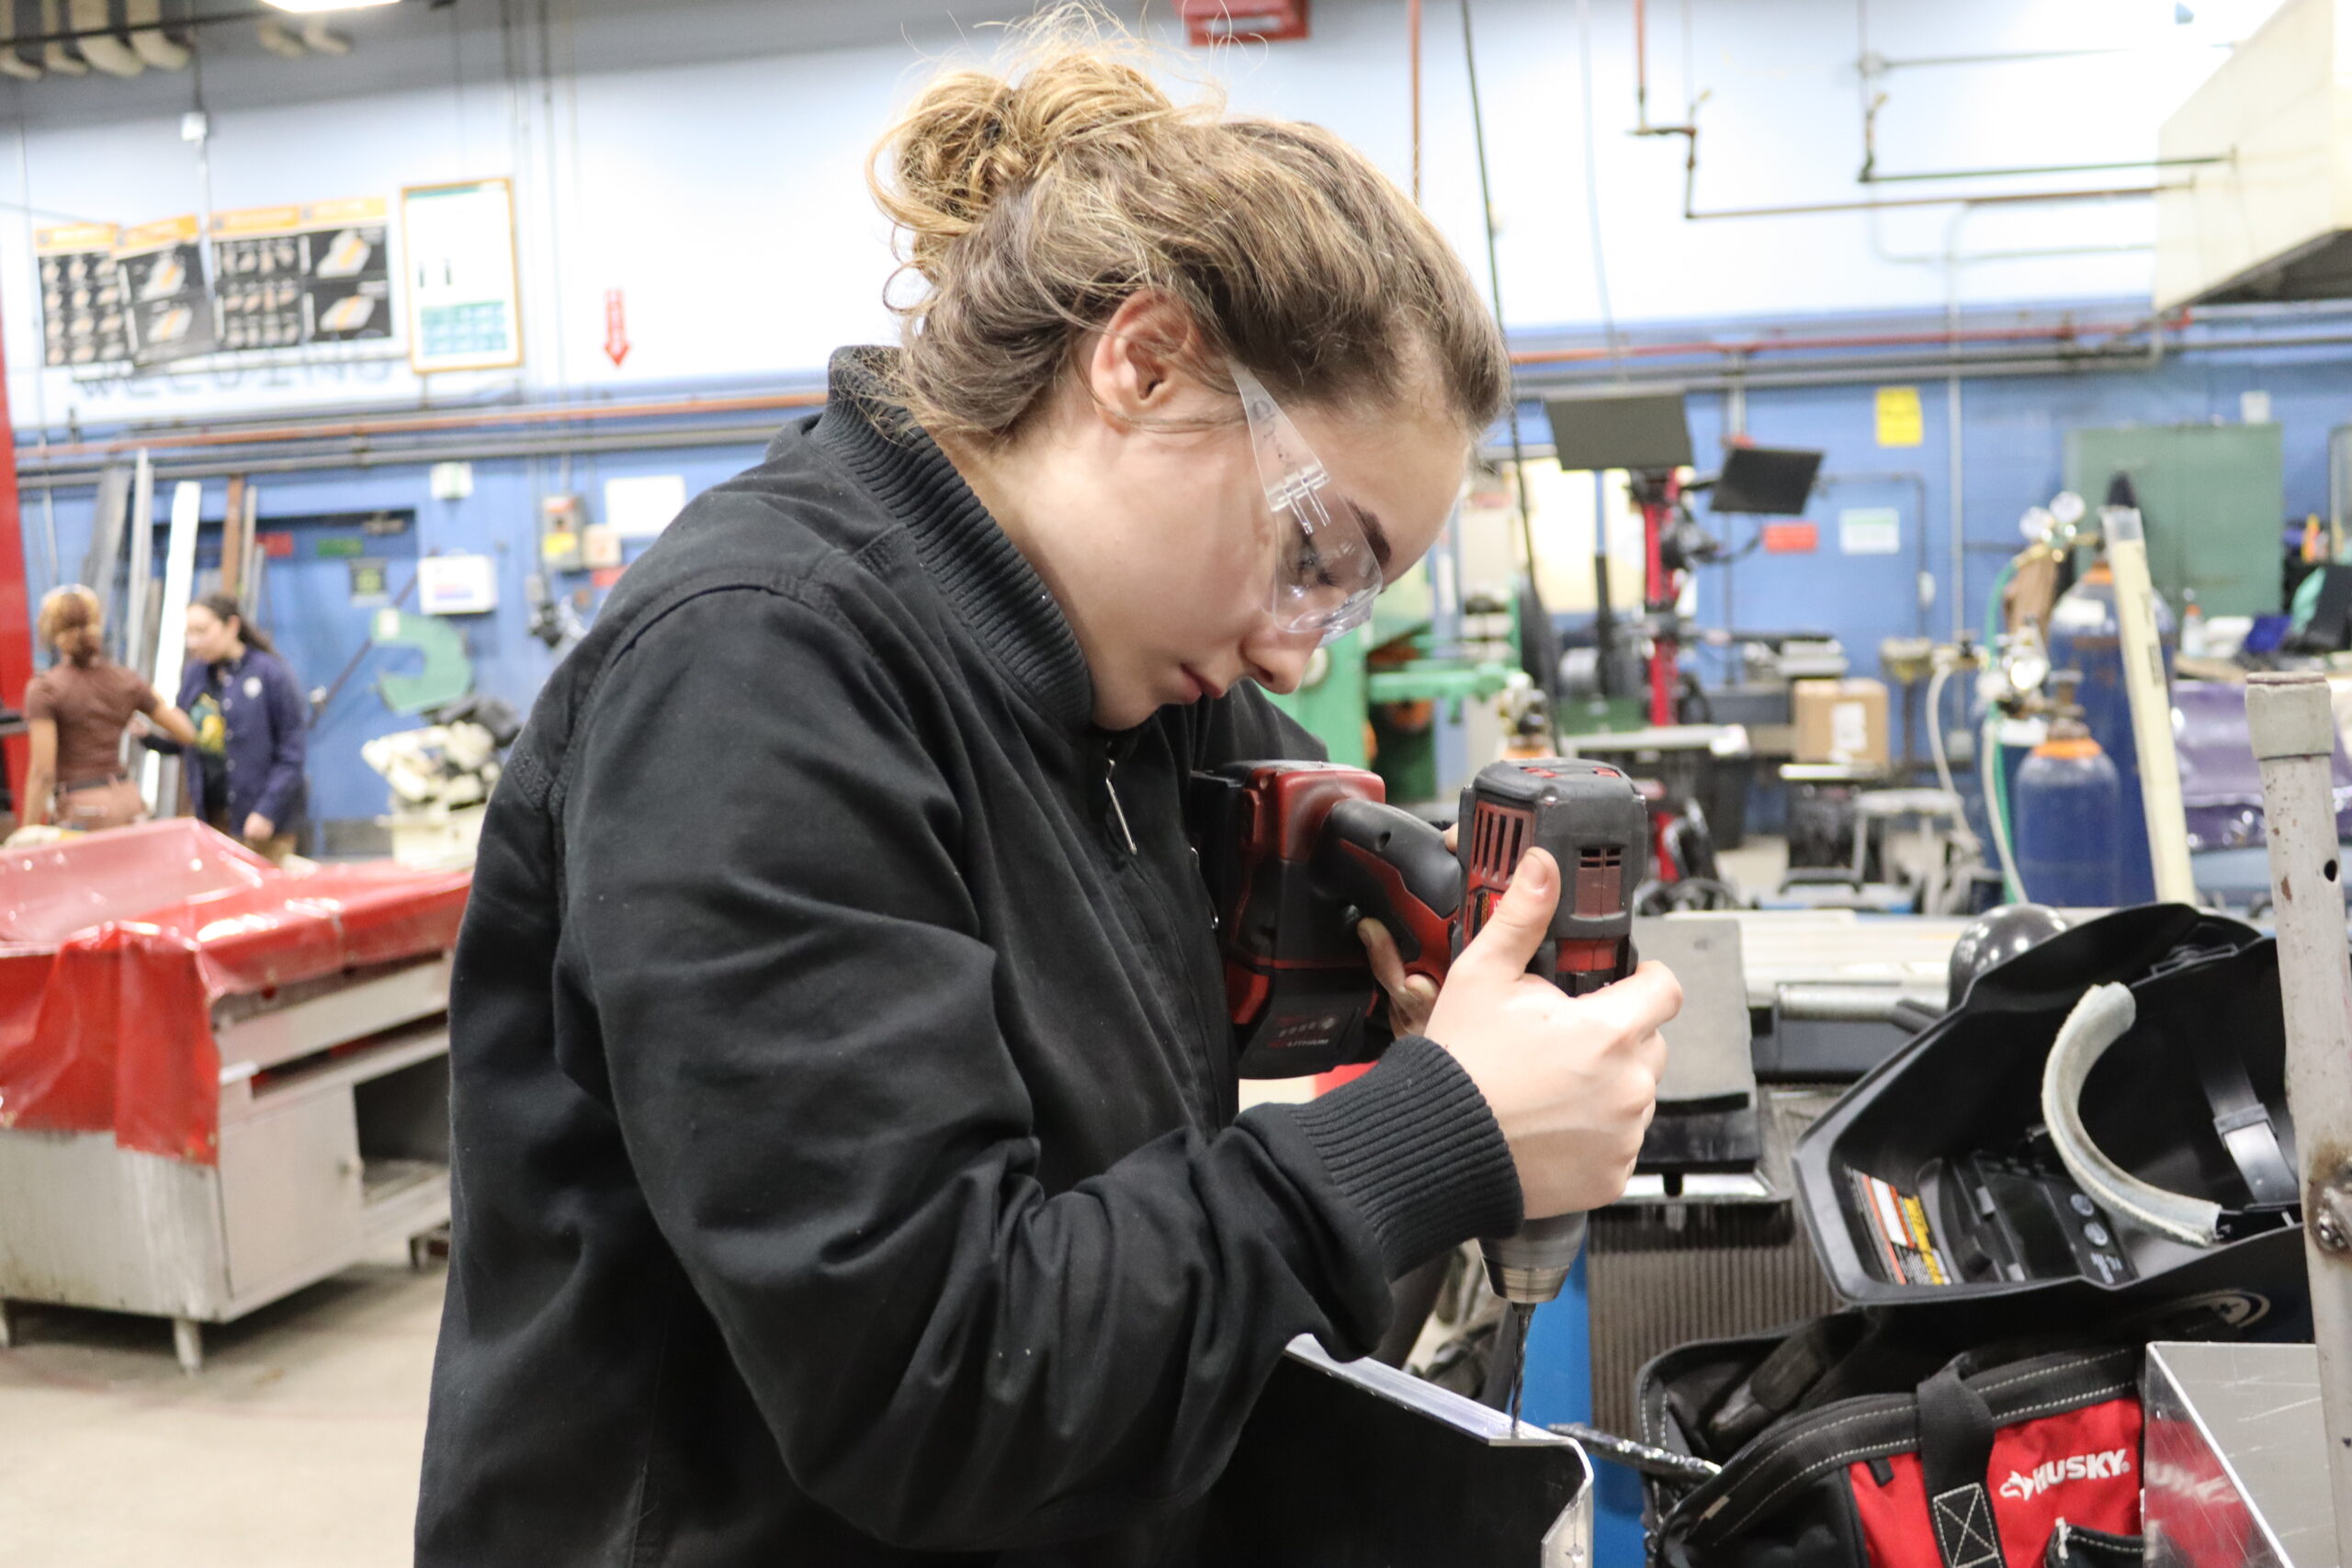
[262,0,398,12]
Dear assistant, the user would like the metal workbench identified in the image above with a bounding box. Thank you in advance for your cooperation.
[0,821,465,1371]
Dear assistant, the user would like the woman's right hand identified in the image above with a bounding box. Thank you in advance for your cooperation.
[1424,848,1680,1219]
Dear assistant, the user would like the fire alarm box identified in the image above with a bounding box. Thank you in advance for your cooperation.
[540,492,586,574]
[1178,0,1307,45]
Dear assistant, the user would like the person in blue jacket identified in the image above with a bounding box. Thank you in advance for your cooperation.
[178,592,307,859]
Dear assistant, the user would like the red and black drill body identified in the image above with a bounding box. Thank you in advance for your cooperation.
[1192,758,1646,1079]
[1190,761,1457,1078]
[1454,758,1648,998]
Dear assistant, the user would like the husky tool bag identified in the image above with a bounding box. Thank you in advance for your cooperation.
[1639,1317,2143,1568]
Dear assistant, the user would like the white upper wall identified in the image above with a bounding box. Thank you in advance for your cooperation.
[0,0,2288,429]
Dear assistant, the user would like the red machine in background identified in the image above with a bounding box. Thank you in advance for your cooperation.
[0,820,468,1371]
[1543,392,1822,734]
[1634,468,1683,729]
[0,286,33,814]
[0,819,467,1162]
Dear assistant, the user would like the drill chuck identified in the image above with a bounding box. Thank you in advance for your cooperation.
[1481,1213,1588,1304]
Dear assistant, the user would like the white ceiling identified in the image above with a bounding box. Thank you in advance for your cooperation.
[0,0,1106,128]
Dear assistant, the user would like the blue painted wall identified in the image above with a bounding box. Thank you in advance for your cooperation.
[52,434,776,828]
[6,0,2332,824]
[39,321,2348,833]
[1526,340,2351,695]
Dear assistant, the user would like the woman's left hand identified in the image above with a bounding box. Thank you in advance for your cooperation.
[1355,820,1457,1040]
[243,812,275,842]
[1358,917,1438,1038]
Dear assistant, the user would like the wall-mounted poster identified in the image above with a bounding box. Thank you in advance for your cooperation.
[118,216,217,367]
[35,222,125,367]
[302,197,395,344]
[213,198,397,353]
[401,178,522,375]
[211,205,305,352]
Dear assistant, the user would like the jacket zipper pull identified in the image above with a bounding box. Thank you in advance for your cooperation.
[1189,845,1218,931]
[1104,756,1138,855]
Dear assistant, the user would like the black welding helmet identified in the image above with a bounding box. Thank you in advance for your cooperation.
[1792,903,2310,1344]
[1945,901,2070,1010]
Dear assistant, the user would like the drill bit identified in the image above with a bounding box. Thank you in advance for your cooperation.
[1506,1302,1532,1434]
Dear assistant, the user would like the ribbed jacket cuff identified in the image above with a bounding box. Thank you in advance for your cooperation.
[1285,1035,1523,1278]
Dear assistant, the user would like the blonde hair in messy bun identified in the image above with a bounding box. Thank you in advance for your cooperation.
[869,8,1508,444]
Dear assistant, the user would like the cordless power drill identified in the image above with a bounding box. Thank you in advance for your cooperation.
[1193,758,1649,1422]
[1452,760,1648,1427]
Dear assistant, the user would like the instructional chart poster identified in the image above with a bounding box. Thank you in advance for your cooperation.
[212,205,307,351]
[34,196,398,374]
[35,222,124,367]
[212,197,397,352]
[118,216,216,367]
[401,178,523,374]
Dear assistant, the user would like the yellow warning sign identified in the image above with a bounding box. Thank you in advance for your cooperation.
[1875,386,1924,447]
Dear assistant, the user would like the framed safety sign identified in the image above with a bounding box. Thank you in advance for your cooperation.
[401,177,523,375]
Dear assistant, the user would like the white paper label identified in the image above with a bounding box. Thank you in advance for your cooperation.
[1839,508,1901,556]
[605,473,689,539]
[1831,700,1869,759]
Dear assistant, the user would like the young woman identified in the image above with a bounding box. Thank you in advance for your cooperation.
[176,592,307,859]
[418,35,1679,1566]
[20,585,197,834]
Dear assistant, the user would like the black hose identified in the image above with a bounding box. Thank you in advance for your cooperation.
[1461,2,1543,611]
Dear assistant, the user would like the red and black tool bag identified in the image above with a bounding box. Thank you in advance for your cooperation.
[1640,1323,2143,1568]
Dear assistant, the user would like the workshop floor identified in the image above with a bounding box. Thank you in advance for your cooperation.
[0,1244,443,1567]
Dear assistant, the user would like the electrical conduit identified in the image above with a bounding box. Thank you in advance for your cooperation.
[1980,553,2024,901]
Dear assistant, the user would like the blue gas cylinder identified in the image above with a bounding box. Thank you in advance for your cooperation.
[2045,564,2175,902]
[2014,730,2124,908]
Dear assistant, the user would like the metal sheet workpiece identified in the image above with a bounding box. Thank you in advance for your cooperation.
[2144,1340,2339,1568]
[1196,1336,1593,1567]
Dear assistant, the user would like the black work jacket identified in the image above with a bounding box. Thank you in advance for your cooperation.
[414,348,1520,1566]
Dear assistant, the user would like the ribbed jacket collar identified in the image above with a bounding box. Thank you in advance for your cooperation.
[809,346,1094,731]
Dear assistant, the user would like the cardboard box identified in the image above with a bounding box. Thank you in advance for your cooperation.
[1792,678,1890,767]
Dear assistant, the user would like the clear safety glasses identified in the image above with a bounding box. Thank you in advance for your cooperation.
[1230,362,1385,646]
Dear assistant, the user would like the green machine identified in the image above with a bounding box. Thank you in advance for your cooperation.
[1264,560,1514,803]
[2064,423,2283,617]
[373,608,474,714]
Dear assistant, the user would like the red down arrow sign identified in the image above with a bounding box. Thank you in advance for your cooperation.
[605,288,630,367]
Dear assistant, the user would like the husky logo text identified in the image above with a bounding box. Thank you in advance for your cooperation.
[1997,1449,2133,1501]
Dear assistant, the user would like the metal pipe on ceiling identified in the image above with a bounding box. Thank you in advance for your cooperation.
[1629,0,1696,138]
[1520,353,2116,400]
[35,304,2352,483]
[1849,1,2234,189]
[1509,317,2167,367]
[1687,173,2185,221]
[1521,324,2352,391]
[1867,44,2231,73]
[18,421,791,491]
[27,389,825,462]
[1862,156,2225,185]
[1635,2,2193,221]
[1407,0,1421,204]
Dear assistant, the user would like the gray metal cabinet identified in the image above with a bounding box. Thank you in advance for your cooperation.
[219,1094,365,1302]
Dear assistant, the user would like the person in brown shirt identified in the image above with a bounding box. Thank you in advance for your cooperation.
[22,585,198,833]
